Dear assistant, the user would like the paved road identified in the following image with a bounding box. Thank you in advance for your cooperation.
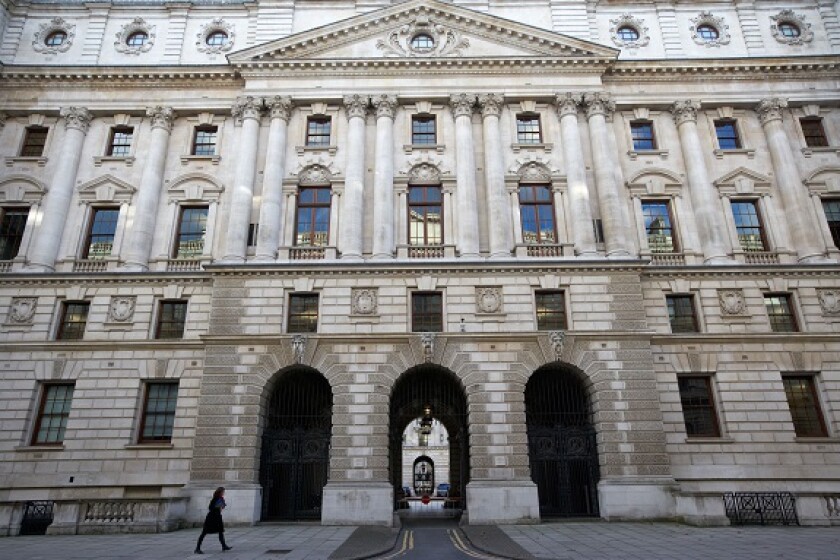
[373,518,504,560]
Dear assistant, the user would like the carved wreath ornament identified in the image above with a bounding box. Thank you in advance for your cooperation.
[114,18,155,55]
[476,288,502,314]
[718,289,746,315]
[7,297,37,324]
[33,18,75,54]
[351,288,378,315]
[108,296,136,323]
[690,12,731,48]
[376,16,469,58]
[818,289,840,315]
[771,10,814,46]
[609,14,650,49]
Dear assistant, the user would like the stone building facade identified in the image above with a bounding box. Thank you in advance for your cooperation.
[1,0,839,534]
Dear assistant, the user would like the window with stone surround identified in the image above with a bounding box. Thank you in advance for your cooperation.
[56,301,90,340]
[730,200,766,252]
[173,206,208,258]
[288,293,319,333]
[630,120,656,150]
[305,116,332,147]
[764,293,798,332]
[677,376,720,437]
[295,187,331,247]
[516,114,542,144]
[411,115,436,145]
[82,207,119,260]
[155,300,188,339]
[800,117,828,148]
[535,290,567,331]
[0,207,28,260]
[411,291,443,332]
[32,383,75,445]
[107,126,134,156]
[519,185,556,244]
[642,200,677,253]
[781,375,828,437]
[666,294,698,333]
[408,186,442,246]
[714,119,741,150]
[21,126,49,157]
[191,125,218,156]
[139,382,179,443]
[823,199,840,249]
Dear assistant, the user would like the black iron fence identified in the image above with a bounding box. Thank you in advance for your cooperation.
[724,492,799,526]
[19,501,54,535]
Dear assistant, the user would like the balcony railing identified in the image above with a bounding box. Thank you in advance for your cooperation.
[408,245,445,259]
[165,258,203,272]
[72,260,108,273]
[743,251,781,264]
[290,246,326,260]
[648,252,686,266]
[0,261,12,273]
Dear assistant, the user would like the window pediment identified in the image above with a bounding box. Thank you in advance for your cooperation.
[0,175,47,204]
[713,167,772,196]
[77,174,136,204]
[167,173,224,203]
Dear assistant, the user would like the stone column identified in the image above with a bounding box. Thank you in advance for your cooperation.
[371,94,398,259]
[339,95,369,260]
[450,93,480,258]
[756,98,829,262]
[582,93,632,257]
[27,107,92,272]
[477,93,513,259]
[255,96,292,262]
[670,100,734,264]
[556,93,597,256]
[121,107,176,271]
[223,96,264,263]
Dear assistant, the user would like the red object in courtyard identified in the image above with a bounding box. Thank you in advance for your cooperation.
[421,495,431,505]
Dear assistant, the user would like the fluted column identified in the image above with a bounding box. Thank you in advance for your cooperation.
[255,96,292,262]
[27,107,92,271]
[478,93,513,259]
[670,100,734,264]
[556,93,597,256]
[223,95,263,263]
[371,94,398,259]
[121,107,176,271]
[450,93,480,258]
[582,92,632,257]
[339,94,369,260]
[756,98,829,262]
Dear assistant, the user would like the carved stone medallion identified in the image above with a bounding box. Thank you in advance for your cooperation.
[476,288,502,314]
[376,16,469,58]
[351,288,378,315]
[718,289,746,315]
[108,296,136,323]
[818,289,840,315]
[7,297,37,324]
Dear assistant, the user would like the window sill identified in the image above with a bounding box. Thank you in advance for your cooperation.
[180,155,220,165]
[295,145,337,156]
[801,146,840,157]
[5,156,48,167]
[15,444,65,452]
[794,436,840,444]
[684,437,734,444]
[713,148,755,159]
[511,142,553,153]
[628,149,669,161]
[403,143,445,154]
[125,443,174,450]
[94,156,135,167]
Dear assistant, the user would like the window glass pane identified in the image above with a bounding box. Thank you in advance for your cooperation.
[764,294,797,332]
[156,300,187,339]
[801,118,828,148]
[57,302,89,340]
[192,126,217,156]
[412,292,443,332]
[34,384,75,444]
[0,208,28,260]
[823,199,840,249]
[306,117,331,146]
[516,115,541,144]
[678,377,720,437]
[295,188,330,247]
[141,383,179,442]
[174,207,208,258]
[782,376,827,437]
[108,127,133,156]
[288,294,319,333]
[84,208,119,259]
[642,201,675,252]
[730,201,765,251]
[408,186,443,246]
[519,186,556,245]
[21,127,48,157]
[535,291,566,331]
[631,122,655,150]
[667,295,698,333]
[715,120,740,149]
[412,116,436,144]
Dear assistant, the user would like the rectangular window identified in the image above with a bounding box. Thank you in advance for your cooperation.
[408,186,442,245]
[288,293,319,333]
[764,293,798,332]
[173,206,208,258]
[247,223,259,247]
[823,199,840,249]
[642,201,676,252]
[32,383,75,445]
[519,185,556,244]
[411,115,436,145]
[782,376,827,437]
[630,121,656,150]
[0,207,28,260]
[411,291,443,332]
[295,187,331,247]
[107,126,134,156]
[83,207,119,259]
[139,382,179,443]
[666,295,698,333]
[156,300,188,339]
[677,376,720,437]
[306,116,331,147]
[730,200,766,252]
[516,115,542,144]
[800,117,828,148]
[56,301,89,340]
[192,126,218,156]
[21,126,48,157]
[535,290,567,331]
[714,119,741,150]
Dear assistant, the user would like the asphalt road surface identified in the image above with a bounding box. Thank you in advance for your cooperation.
[375,518,504,560]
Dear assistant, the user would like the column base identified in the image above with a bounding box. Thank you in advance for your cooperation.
[182,483,261,526]
[218,255,246,264]
[465,480,540,525]
[488,251,512,260]
[340,253,364,262]
[23,262,54,273]
[606,250,633,258]
[371,253,394,260]
[703,254,738,265]
[458,253,483,260]
[118,261,149,273]
[597,477,677,521]
[798,253,836,264]
[321,482,394,526]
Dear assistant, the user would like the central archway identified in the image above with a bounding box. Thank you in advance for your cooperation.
[389,365,469,514]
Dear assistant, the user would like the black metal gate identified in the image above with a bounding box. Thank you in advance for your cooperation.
[525,365,600,517]
[260,367,332,521]
[389,366,469,512]
[19,501,54,535]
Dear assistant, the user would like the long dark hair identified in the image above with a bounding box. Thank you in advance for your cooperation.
[212,487,225,501]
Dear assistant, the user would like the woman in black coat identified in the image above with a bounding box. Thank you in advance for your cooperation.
[195,487,232,554]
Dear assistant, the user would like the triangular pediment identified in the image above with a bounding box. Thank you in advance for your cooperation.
[714,167,773,196]
[77,174,136,203]
[229,0,617,67]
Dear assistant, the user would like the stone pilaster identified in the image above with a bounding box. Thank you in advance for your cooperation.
[449,93,480,258]
[26,107,92,272]
[478,93,513,259]
[371,94,398,260]
[339,94,369,260]
[255,96,293,262]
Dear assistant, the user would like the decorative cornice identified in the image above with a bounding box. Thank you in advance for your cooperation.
[755,98,788,126]
[670,100,701,126]
[371,94,398,120]
[267,96,293,122]
[582,92,614,119]
[146,106,176,132]
[343,94,370,119]
[449,93,476,118]
[477,93,504,118]
[59,106,92,133]
[231,95,264,121]
[555,92,582,118]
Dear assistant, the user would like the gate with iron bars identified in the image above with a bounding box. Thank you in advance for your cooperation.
[260,367,332,521]
[19,501,54,535]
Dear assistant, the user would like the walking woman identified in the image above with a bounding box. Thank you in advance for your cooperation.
[195,487,232,554]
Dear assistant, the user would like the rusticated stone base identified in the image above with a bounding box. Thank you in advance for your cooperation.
[597,477,677,520]
[321,482,394,526]
[465,480,540,524]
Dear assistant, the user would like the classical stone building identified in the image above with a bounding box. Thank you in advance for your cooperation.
[1,0,839,535]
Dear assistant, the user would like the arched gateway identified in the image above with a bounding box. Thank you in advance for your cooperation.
[525,364,600,517]
[259,367,332,520]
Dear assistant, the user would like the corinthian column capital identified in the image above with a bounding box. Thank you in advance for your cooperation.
[232,95,264,122]
[371,94,398,120]
[60,107,93,133]
[756,97,788,126]
[449,93,476,118]
[670,100,702,126]
[555,92,582,118]
[582,92,614,119]
[477,93,504,118]
[146,106,176,132]
[267,96,293,122]
[343,94,370,119]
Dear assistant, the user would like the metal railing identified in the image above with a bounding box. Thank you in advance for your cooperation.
[20,501,54,535]
[723,492,799,526]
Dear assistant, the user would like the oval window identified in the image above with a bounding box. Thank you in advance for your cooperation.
[616,26,639,42]
[410,34,435,51]
[206,30,229,47]
[126,31,148,47]
[45,31,67,47]
[696,24,719,41]
[778,22,801,38]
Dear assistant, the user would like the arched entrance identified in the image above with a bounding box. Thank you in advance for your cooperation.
[389,365,468,513]
[525,364,600,517]
[259,367,332,520]
[412,456,434,496]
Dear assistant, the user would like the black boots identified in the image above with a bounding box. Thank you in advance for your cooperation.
[223,545,233,551]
